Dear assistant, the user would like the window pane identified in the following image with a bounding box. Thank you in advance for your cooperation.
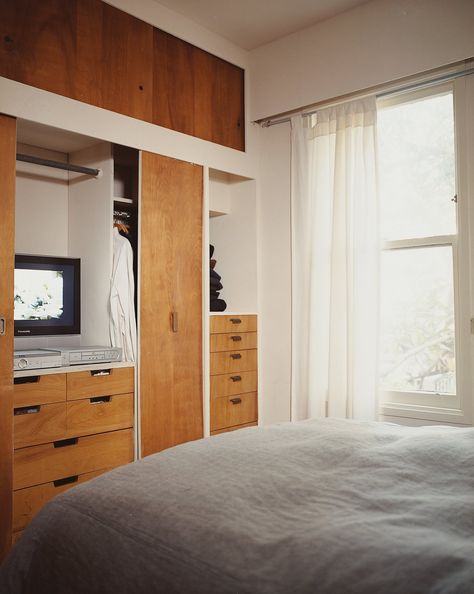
[380,246,455,395]
[378,91,456,240]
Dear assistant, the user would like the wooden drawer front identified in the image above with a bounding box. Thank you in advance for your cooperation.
[210,332,257,353]
[211,370,257,399]
[14,402,67,449]
[67,367,134,401]
[13,374,66,407]
[12,532,23,546]
[210,315,257,334]
[211,422,257,436]
[13,468,107,533]
[67,393,134,437]
[210,393,257,432]
[210,349,257,376]
[13,428,133,490]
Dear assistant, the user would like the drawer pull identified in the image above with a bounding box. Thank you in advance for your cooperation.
[54,475,78,488]
[90,395,111,404]
[90,369,112,377]
[230,318,242,324]
[230,398,242,405]
[230,336,242,342]
[230,353,242,360]
[14,405,41,416]
[14,376,40,385]
[230,375,242,382]
[54,437,78,449]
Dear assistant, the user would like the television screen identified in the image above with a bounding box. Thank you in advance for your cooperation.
[14,255,80,336]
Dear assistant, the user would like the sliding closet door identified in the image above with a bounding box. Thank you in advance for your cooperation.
[140,152,203,456]
[0,115,16,559]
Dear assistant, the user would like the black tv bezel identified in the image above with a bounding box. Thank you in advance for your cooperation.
[14,254,81,337]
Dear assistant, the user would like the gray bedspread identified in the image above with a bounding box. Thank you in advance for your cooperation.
[1,418,473,594]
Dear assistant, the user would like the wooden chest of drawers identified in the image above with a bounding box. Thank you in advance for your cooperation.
[210,314,258,435]
[12,365,134,541]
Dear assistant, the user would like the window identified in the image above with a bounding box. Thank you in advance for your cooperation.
[377,79,473,424]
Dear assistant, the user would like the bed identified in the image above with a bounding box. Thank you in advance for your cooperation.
[0,418,473,594]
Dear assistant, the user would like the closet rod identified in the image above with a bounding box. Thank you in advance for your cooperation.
[16,153,100,177]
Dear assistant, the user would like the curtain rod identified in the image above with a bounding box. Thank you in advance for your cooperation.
[16,153,101,177]
[260,65,474,128]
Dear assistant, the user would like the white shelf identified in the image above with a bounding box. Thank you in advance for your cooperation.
[113,196,134,204]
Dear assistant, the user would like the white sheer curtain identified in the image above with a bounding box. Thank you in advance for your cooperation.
[290,98,379,421]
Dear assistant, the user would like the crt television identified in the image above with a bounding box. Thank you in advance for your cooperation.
[14,255,81,336]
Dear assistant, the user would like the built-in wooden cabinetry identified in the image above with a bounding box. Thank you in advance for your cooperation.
[210,315,258,434]
[12,364,134,541]
[0,0,245,151]
[0,115,15,562]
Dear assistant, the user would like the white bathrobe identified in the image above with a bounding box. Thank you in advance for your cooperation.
[109,228,137,361]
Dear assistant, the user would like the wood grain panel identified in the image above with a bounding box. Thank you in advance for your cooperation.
[210,421,257,436]
[13,468,107,532]
[0,0,77,98]
[210,349,257,376]
[13,428,133,490]
[13,374,66,407]
[210,332,257,352]
[210,314,257,334]
[153,29,195,136]
[14,403,67,449]
[140,152,203,456]
[11,531,23,546]
[66,367,134,401]
[67,393,133,436]
[210,371,257,399]
[0,115,15,561]
[210,393,258,432]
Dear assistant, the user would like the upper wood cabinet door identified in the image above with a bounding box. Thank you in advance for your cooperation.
[140,152,203,457]
[0,115,16,560]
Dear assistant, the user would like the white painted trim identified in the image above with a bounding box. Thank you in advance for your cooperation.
[382,235,455,250]
[202,167,210,438]
[13,360,134,378]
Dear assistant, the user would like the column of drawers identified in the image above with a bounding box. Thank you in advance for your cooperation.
[12,366,135,541]
[210,315,258,435]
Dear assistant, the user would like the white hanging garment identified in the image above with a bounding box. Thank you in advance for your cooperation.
[109,227,137,362]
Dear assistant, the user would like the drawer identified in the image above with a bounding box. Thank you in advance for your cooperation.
[210,392,258,432]
[14,402,67,449]
[12,531,23,546]
[211,422,257,436]
[211,370,257,398]
[13,428,133,490]
[13,374,66,407]
[67,393,134,437]
[210,332,257,353]
[210,315,257,334]
[13,468,107,532]
[210,349,257,376]
[67,367,134,401]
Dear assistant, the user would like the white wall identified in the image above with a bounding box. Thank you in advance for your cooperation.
[257,123,292,425]
[250,0,474,121]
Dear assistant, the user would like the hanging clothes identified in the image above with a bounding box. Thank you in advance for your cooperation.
[109,227,137,362]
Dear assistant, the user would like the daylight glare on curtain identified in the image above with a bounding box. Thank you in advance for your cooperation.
[290,98,378,421]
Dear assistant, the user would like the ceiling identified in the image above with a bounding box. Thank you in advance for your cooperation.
[155,0,370,50]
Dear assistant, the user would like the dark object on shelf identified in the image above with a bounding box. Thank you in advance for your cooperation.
[210,298,227,312]
[209,244,227,312]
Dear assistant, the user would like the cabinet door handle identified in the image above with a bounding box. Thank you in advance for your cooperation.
[230,375,242,382]
[230,318,242,324]
[54,475,78,488]
[90,395,111,404]
[54,437,78,448]
[14,375,40,385]
[230,335,242,342]
[230,353,242,360]
[0,317,5,336]
[172,311,178,333]
[90,369,111,377]
[230,398,242,405]
[14,405,41,416]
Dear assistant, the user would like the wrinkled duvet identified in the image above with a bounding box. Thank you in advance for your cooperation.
[1,418,473,594]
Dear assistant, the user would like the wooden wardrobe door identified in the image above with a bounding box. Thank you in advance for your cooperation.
[140,152,203,456]
[0,115,15,560]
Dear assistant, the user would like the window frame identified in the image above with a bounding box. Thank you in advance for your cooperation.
[377,77,474,426]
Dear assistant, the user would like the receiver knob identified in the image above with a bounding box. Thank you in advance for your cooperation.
[18,358,28,369]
